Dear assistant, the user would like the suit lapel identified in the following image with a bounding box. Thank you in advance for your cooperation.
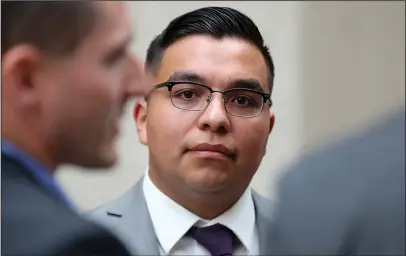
[252,190,274,255]
[95,179,274,255]
[103,178,160,255]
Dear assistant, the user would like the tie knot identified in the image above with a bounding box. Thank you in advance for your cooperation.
[187,223,236,256]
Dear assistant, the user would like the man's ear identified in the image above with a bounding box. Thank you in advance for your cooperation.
[2,44,42,107]
[269,112,275,134]
[263,112,275,157]
[133,101,148,145]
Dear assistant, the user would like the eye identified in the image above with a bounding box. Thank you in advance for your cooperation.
[232,96,251,106]
[173,89,197,100]
[103,47,126,66]
[181,90,195,99]
[226,90,262,108]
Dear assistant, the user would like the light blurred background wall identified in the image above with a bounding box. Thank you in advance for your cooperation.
[56,1,405,212]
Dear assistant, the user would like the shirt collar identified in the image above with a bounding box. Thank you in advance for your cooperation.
[143,167,256,254]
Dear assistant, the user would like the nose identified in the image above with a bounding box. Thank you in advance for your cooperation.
[123,54,150,98]
[197,92,231,133]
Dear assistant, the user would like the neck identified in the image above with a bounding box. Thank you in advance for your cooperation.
[2,127,57,173]
[182,194,240,220]
[149,168,244,220]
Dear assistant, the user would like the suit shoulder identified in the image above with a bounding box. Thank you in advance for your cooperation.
[85,188,131,218]
[2,177,129,255]
[281,111,405,188]
[84,199,122,231]
[84,182,141,228]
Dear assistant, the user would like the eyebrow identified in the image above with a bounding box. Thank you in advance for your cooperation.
[119,31,134,46]
[229,78,264,92]
[105,33,133,59]
[167,70,265,92]
[167,70,208,84]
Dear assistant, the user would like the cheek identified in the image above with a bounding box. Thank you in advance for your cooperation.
[78,60,124,96]
[76,81,112,115]
[235,121,269,162]
[52,72,117,140]
[78,68,122,112]
[147,105,195,154]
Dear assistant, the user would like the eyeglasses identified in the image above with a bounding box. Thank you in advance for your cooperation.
[153,81,272,118]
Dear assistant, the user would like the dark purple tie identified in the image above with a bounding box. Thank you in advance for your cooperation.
[187,223,235,256]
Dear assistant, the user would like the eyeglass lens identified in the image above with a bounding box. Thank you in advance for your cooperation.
[170,83,264,117]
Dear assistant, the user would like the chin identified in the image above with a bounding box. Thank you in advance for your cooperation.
[97,148,119,168]
[189,180,229,194]
[77,147,118,169]
[76,157,117,169]
[186,168,230,193]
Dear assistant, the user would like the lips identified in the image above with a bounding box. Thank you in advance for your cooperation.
[189,143,236,160]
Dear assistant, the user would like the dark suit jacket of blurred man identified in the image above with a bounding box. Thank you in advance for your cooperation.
[269,110,405,255]
[2,143,132,256]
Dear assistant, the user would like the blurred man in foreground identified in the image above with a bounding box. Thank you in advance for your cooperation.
[269,110,405,255]
[88,6,276,255]
[2,1,146,255]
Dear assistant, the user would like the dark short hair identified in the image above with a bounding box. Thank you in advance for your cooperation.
[145,6,275,93]
[1,1,97,56]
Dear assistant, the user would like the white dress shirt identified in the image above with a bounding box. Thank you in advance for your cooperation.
[143,168,259,255]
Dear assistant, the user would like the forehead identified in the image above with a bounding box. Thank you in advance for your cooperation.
[96,1,131,27]
[78,2,133,52]
[157,35,269,91]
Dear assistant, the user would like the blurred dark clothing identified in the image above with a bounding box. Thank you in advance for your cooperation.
[2,140,74,209]
[269,111,405,255]
[2,153,131,256]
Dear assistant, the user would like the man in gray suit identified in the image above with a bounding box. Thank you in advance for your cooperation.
[268,110,405,255]
[87,6,276,256]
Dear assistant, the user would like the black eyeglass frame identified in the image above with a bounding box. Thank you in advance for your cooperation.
[153,81,273,118]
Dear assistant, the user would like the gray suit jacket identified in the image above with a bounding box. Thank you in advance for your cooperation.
[86,178,274,255]
[268,111,405,255]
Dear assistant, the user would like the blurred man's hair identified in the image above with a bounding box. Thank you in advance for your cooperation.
[145,6,275,93]
[1,1,97,56]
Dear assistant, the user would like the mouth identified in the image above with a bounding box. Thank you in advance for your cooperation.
[188,143,236,161]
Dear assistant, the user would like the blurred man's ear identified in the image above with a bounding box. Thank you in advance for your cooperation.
[133,101,148,145]
[2,45,43,108]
